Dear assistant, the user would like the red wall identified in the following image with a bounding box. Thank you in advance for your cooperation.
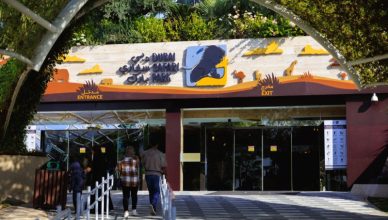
[347,95,388,186]
[165,110,181,190]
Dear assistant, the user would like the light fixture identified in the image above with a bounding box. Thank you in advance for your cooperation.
[371,93,379,102]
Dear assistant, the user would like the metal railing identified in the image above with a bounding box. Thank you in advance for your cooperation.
[53,205,72,220]
[159,175,176,220]
[76,173,114,220]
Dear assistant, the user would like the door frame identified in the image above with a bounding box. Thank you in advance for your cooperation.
[203,124,309,191]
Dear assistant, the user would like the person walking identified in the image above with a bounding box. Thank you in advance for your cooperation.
[141,134,167,216]
[90,146,114,213]
[118,146,140,217]
[69,156,85,212]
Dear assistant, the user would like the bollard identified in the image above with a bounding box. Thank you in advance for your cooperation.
[101,176,105,220]
[76,192,81,220]
[172,206,176,220]
[87,186,91,220]
[95,181,99,220]
[106,173,110,218]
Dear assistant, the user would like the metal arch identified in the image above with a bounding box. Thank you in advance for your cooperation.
[348,53,388,66]
[2,0,90,140]
[250,0,362,89]
[2,0,59,33]
[31,0,90,71]
[0,49,33,66]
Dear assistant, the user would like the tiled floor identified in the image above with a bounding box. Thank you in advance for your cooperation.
[67,191,388,220]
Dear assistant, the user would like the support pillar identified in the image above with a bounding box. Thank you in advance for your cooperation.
[165,109,182,191]
[346,94,388,186]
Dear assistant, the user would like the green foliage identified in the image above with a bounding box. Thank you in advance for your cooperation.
[71,32,88,46]
[103,0,175,22]
[165,13,218,41]
[0,0,72,153]
[71,0,304,45]
[0,60,25,110]
[0,26,72,151]
[222,6,304,38]
[274,0,388,85]
[0,0,68,57]
[131,17,167,43]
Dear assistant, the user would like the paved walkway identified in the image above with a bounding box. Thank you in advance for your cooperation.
[67,191,388,220]
[1,191,387,219]
[0,205,50,220]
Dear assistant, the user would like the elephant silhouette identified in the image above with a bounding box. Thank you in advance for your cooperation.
[190,45,225,83]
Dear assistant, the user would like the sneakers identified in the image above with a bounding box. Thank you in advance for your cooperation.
[132,209,138,216]
[124,210,129,218]
[149,205,156,216]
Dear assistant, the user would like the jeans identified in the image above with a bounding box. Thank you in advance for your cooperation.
[72,191,82,211]
[122,186,138,211]
[145,175,161,211]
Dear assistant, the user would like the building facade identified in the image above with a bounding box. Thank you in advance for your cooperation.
[34,36,388,191]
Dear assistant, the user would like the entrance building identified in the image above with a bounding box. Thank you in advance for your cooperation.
[29,37,388,192]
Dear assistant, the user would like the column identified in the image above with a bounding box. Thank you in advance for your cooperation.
[165,108,182,191]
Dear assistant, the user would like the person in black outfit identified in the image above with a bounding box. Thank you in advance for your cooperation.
[90,146,114,213]
[70,156,85,211]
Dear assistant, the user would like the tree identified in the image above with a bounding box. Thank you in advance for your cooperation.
[0,0,70,152]
[263,0,388,86]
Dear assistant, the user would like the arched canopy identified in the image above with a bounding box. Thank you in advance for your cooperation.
[250,0,388,89]
[1,0,387,88]
[0,0,387,142]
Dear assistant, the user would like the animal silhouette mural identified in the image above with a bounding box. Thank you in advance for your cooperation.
[79,64,103,75]
[185,45,228,87]
[100,78,113,85]
[284,60,298,76]
[0,54,9,65]
[243,41,283,56]
[329,58,340,67]
[299,44,329,55]
[53,69,70,83]
[60,55,86,63]
[254,70,262,81]
[233,70,246,84]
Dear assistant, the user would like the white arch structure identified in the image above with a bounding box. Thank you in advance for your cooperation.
[1,0,90,139]
[1,0,388,138]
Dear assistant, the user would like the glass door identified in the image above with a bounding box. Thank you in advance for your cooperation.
[234,129,262,190]
[204,126,320,191]
[292,126,321,191]
[206,128,234,190]
[263,128,292,190]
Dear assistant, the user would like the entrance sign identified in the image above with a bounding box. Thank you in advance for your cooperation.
[118,52,179,84]
[41,37,383,103]
[184,45,227,87]
[324,120,347,169]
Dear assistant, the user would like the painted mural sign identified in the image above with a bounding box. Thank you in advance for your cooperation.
[324,120,347,170]
[184,45,227,87]
[41,37,388,102]
[118,52,179,84]
[76,80,103,100]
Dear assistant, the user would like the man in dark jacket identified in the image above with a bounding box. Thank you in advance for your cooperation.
[70,157,85,211]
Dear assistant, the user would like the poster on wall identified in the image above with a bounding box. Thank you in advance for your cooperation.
[324,120,347,170]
